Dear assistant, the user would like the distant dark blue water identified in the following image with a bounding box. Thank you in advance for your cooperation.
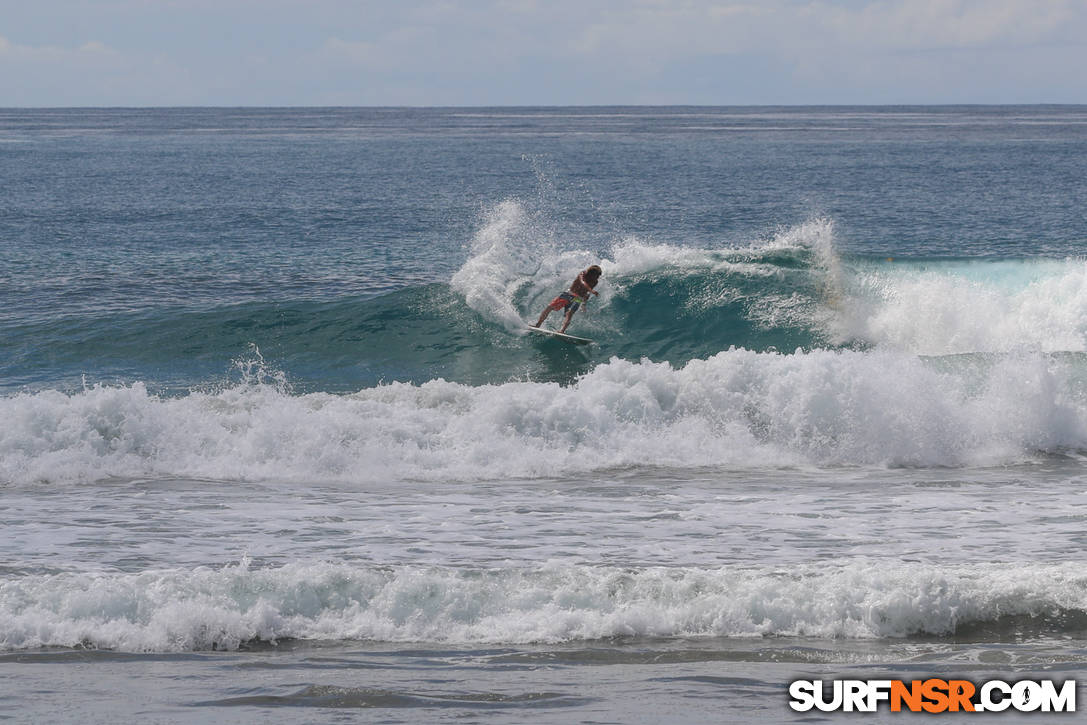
[3,107,1087,724]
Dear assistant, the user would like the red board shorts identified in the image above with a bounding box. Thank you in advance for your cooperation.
[547,291,584,313]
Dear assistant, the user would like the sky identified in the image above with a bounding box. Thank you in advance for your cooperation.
[2,0,1086,107]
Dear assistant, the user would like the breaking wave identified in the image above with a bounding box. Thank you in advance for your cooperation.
[3,559,1084,652]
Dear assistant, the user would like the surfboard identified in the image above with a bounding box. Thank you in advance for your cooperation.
[526,326,593,345]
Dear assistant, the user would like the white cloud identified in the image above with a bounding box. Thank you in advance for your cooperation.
[0,34,202,106]
[2,0,1086,105]
[545,0,1086,61]
[77,41,118,55]
[811,0,1080,51]
[0,36,123,66]
[320,37,381,66]
[320,24,444,72]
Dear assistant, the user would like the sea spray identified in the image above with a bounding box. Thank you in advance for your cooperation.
[450,200,553,331]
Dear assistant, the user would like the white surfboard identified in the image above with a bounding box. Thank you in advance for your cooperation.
[526,326,593,345]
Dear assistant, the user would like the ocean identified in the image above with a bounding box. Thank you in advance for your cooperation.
[2,106,1087,723]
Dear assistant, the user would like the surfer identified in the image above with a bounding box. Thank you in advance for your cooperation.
[532,265,602,333]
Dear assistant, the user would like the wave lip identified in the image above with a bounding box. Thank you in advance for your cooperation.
[2,560,1084,652]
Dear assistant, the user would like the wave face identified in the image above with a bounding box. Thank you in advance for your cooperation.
[9,203,1087,395]
[2,559,1084,651]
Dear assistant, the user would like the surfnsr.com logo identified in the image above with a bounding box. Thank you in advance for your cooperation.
[789,679,1077,713]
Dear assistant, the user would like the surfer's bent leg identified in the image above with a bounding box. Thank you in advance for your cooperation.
[537,293,573,328]
[558,307,575,333]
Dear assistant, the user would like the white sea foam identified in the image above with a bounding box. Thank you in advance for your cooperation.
[7,210,1087,485]
[2,348,1086,486]
[841,259,1087,354]
[2,559,1083,651]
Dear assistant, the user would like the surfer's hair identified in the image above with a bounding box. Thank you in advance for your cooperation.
[586,265,602,278]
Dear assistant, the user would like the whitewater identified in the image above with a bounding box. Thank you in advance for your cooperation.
[3,106,1087,723]
[8,211,1087,484]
